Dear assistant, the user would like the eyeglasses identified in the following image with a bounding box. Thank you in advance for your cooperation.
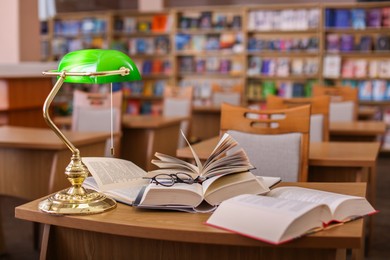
[146,172,195,187]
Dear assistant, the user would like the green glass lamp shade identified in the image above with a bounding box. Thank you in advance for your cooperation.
[54,49,141,84]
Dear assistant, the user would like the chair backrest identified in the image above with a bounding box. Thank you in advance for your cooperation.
[212,84,242,107]
[162,86,193,148]
[266,95,331,142]
[220,103,311,182]
[312,85,358,122]
[72,89,123,157]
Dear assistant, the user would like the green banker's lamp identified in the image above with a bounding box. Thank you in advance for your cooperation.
[39,49,141,215]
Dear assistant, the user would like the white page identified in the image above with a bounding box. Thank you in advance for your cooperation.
[83,157,148,190]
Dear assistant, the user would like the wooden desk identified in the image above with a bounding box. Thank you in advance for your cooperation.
[0,126,111,200]
[121,115,185,171]
[329,121,386,142]
[15,182,367,260]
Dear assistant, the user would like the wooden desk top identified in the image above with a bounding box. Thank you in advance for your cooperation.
[329,121,386,136]
[177,137,380,167]
[54,115,186,129]
[15,182,365,249]
[309,141,380,167]
[0,126,111,150]
[121,115,186,129]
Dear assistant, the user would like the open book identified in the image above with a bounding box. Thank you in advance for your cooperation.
[133,132,268,212]
[146,132,255,180]
[206,186,377,244]
[134,171,270,212]
[82,157,149,205]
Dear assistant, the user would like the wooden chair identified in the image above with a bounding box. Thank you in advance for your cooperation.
[220,103,311,182]
[162,86,193,148]
[72,89,123,157]
[312,85,358,122]
[266,95,331,142]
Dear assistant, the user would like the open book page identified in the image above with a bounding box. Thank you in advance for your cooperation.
[202,171,270,205]
[83,176,144,205]
[206,194,331,244]
[257,176,281,188]
[206,186,377,244]
[148,132,254,179]
[267,186,376,223]
[82,157,149,190]
[146,152,200,178]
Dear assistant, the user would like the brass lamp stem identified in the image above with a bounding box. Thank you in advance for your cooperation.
[43,71,77,153]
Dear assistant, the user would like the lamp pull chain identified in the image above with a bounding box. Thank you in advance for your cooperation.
[110,83,115,156]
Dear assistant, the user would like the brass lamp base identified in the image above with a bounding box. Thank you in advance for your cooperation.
[39,187,116,215]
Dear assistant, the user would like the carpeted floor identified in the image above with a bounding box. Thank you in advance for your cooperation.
[0,156,389,260]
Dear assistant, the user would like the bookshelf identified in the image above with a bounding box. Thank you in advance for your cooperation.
[173,7,246,107]
[49,11,112,61]
[245,3,322,104]
[112,10,174,115]
[42,2,390,147]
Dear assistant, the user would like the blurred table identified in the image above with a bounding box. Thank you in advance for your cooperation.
[329,121,386,142]
[121,115,186,171]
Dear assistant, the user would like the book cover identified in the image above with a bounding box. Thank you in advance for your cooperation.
[372,80,387,101]
[292,82,305,97]
[358,35,372,52]
[367,8,382,28]
[382,7,390,27]
[199,11,212,29]
[154,36,170,54]
[206,57,220,72]
[325,8,335,27]
[195,58,206,73]
[340,34,354,52]
[262,81,277,98]
[205,34,220,50]
[326,34,340,53]
[151,15,168,32]
[247,56,262,76]
[152,60,163,74]
[180,56,195,73]
[137,20,151,32]
[219,59,231,74]
[175,34,191,50]
[376,35,390,51]
[334,9,351,28]
[369,60,379,78]
[341,59,355,78]
[123,17,136,33]
[323,55,341,78]
[358,80,373,100]
[354,59,368,78]
[141,60,152,75]
[351,8,366,29]
[276,58,290,77]
[231,15,242,29]
[191,35,206,51]
[277,81,293,98]
[291,59,304,75]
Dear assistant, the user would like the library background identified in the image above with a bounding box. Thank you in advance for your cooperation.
[1,0,390,259]
[33,0,390,151]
